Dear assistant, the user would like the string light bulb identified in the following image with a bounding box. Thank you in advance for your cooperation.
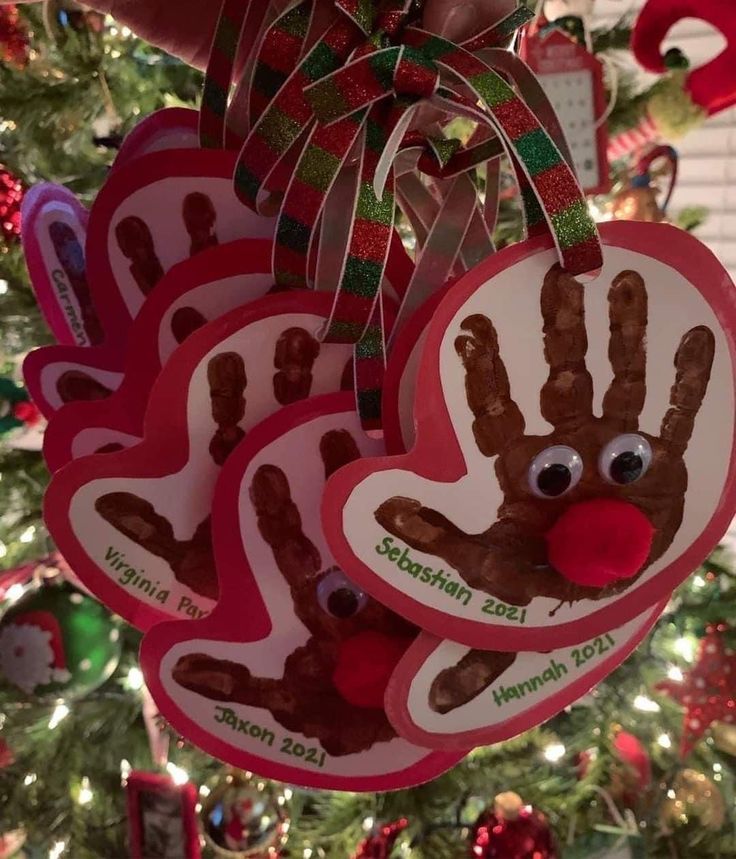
[657,733,672,749]
[667,665,684,682]
[634,694,660,712]
[126,666,144,690]
[49,841,66,859]
[166,762,189,785]
[19,525,35,543]
[5,583,24,603]
[674,636,696,662]
[544,742,566,762]
[78,776,93,805]
[49,703,69,729]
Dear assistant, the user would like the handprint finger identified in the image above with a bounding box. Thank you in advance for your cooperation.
[660,325,715,456]
[49,221,104,345]
[429,649,517,714]
[454,313,525,457]
[208,352,247,465]
[249,464,322,578]
[95,492,181,566]
[171,306,208,344]
[540,265,593,429]
[114,216,164,296]
[57,370,114,403]
[320,429,361,479]
[602,271,648,430]
[374,497,528,601]
[273,327,321,405]
[182,192,218,256]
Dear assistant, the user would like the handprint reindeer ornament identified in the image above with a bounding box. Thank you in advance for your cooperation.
[324,221,736,651]
[141,393,465,790]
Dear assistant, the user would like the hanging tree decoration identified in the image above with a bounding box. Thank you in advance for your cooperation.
[351,818,408,859]
[656,623,736,758]
[611,145,678,223]
[0,4,29,69]
[659,768,726,834]
[0,579,121,702]
[608,0,736,159]
[470,792,558,859]
[0,165,24,248]
[199,770,290,858]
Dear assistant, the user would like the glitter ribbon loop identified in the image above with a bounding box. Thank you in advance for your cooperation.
[401,27,602,276]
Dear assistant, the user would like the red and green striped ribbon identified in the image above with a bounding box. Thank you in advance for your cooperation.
[404,28,602,275]
[323,103,400,430]
[274,109,368,289]
[234,16,361,213]
[200,0,252,149]
[322,102,397,346]
[304,22,601,275]
[248,1,316,127]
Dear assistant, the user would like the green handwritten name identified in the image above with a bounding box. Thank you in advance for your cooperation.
[104,546,208,617]
[106,546,170,606]
[214,706,276,746]
[376,537,473,607]
[214,707,328,768]
[492,657,568,707]
[492,634,618,708]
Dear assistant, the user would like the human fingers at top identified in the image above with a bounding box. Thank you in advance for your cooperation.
[7,0,518,69]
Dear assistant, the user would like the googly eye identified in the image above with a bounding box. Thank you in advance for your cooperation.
[599,434,652,485]
[528,445,583,498]
[317,568,368,619]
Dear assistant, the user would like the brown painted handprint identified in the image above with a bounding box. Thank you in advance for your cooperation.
[273,328,320,405]
[376,266,715,607]
[94,493,218,600]
[182,192,218,256]
[57,370,114,403]
[172,429,416,757]
[171,306,207,344]
[115,216,164,296]
[93,352,248,598]
[208,352,247,466]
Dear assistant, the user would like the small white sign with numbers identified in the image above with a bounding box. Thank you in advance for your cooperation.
[524,27,610,195]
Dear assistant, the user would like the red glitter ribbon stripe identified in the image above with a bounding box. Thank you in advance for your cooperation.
[248,1,316,126]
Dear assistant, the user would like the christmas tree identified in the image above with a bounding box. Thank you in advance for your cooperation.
[2,2,736,858]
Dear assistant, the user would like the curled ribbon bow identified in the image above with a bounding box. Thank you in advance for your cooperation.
[201,0,602,429]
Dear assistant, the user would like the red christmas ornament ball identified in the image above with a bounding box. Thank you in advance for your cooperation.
[613,730,651,792]
[0,6,29,68]
[0,166,24,245]
[471,792,557,859]
[352,818,408,859]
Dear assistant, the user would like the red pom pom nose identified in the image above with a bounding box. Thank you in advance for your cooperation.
[545,499,655,588]
[332,631,411,709]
